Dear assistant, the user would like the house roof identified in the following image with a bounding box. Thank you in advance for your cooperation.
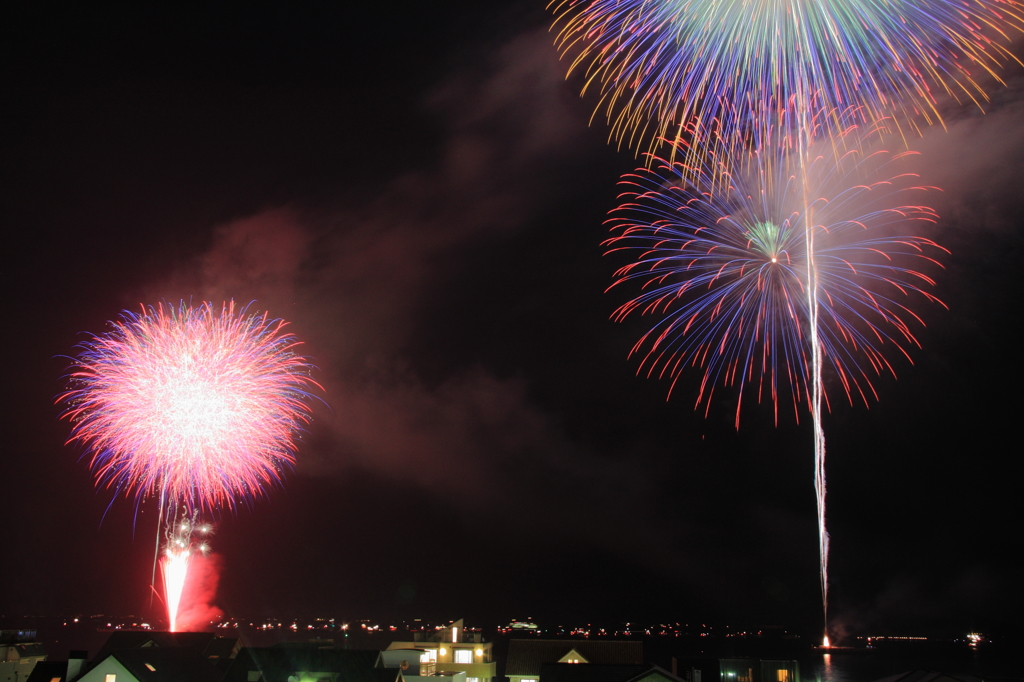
[201,636,239,660]
[25,660,67,682]
[107,647,223,682]
[540,662,685,682]
[222,647,395,682]
[539,663,653,682]
[90,631,234,668]
[166,632,218,652]
[9,642,47,658]
[505,640,644,676]
[90,631,181,663]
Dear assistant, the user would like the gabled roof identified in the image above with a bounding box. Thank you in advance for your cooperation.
[107,647,223,682]
[90,631,181,663]
[167,632,218,652]
[540,663,651,682]
[540,663,684,682]
[628,666,686,682]
[91,630,210,659]
[90,631,232,667]
[506,640,644,676]
[222,647,396,682]
[202,636,240,660]
[558,649,589,664]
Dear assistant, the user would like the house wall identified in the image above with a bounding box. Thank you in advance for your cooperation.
[0,644,46,682]
[386,641,495,682]
[760,660,799,682]
[0,659,36,682]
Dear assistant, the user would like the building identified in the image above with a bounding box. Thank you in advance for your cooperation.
[386,620,495,682]
[539,663,684,682]
[25,660,69,682]
[505,640,644,682]
[73,647,222,682]
[1,629,46,682]
[88,631,239,667]
[671,659,800,682]
[222,645,398,682]
[25,630,241,682]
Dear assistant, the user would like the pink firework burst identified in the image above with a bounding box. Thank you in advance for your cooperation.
[60,300,321,511]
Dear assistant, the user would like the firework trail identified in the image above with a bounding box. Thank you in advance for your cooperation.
[160,516,212,633]
[546,0,1007,640]
[605,133,947,629]
[550,0,1024,153]
[61,300,320,630]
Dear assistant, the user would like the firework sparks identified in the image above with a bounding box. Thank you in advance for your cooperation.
[605,136,946,424]
[61,300,320,511]
[61,300,320,629]
[160,516,211,632]
[549,0,987,647]
[606,134,946,630]
[550,0,1024,152]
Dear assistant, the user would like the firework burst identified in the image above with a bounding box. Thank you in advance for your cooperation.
[605,135,948,427]
[606,134,947,634]
[550,0,1024,152]
[61,300,320,512]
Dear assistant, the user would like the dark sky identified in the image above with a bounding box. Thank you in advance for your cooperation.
[3,4,1022,640]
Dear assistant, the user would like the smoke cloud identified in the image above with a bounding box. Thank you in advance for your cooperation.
[175,553,225,632]
[149,29,698,580]
[149,29,1024,625]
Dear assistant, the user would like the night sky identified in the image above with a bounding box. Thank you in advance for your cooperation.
[3,4,1022,639]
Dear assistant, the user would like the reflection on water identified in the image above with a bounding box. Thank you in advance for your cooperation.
[806,651,862,682]
[803,649,1004,682]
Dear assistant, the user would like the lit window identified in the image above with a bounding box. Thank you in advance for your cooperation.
[455,649,473,664]
[468,678,480,682]
[145,663,156,672]
[105,675,117,682]
[777,672,789,682]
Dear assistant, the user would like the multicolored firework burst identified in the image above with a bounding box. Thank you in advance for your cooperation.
[605,138,947,426]
[61,300,320,511]
[548,0,988,649]
[605,134,947,635]
[550,0,1024,151]
[61,300,320,629]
